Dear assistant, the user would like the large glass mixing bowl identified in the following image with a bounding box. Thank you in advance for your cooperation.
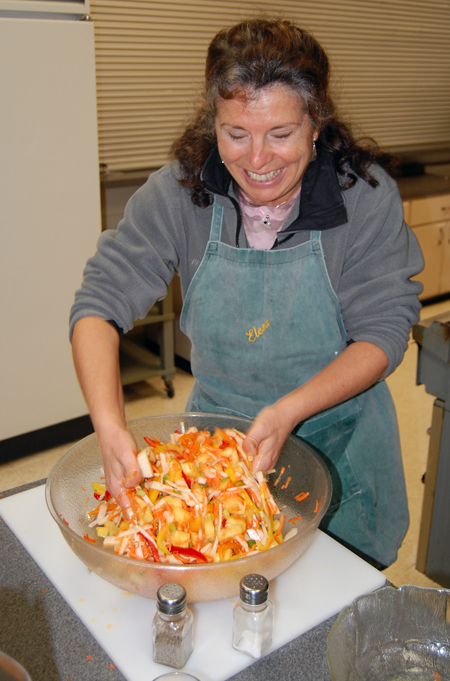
[46,413,332,602]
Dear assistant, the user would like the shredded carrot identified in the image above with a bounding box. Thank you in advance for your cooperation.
[274,513,285,536]
[281,476,291,490]
[295,491,309,502]
[434,672,441,681]
[314,499,319,513]
[288,516,302,524]
[41,589,48,593]
[83,533,96,544]
[110,663,115,669]
[273,466,285,486]
[80,485,86,491]
[67,677,74,680]
[61,517,69,526]
[87,654,92,661]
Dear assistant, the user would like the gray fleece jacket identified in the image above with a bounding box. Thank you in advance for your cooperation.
[70,147,424,377]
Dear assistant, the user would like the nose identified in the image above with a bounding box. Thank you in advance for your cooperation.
[248,138,272,170]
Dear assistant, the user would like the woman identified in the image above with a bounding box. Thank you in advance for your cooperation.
[70,19,423,569]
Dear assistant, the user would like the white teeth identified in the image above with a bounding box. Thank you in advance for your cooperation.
[247,169,282,182]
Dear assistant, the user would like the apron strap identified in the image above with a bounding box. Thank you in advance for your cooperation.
[210,199,224,242]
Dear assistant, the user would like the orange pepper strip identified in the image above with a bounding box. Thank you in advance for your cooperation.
[83,533,96,544]
[273,467,285,486]
[281,476,291,490]
[295,492,310,502]
[288,516,302,524]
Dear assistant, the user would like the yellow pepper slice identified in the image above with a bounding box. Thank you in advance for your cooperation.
[156,523,171,556]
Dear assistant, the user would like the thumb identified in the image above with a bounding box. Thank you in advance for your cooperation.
[123,464,142,488]
[243,434,259,456]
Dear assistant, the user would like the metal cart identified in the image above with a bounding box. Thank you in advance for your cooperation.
[119,282,176,398]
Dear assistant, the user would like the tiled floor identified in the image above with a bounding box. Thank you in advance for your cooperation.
[1,298,449,588]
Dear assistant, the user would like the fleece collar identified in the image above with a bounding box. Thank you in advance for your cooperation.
[201,144,348,232]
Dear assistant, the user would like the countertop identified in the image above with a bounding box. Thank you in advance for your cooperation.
[0,480,337,681]
[396,173,450,201]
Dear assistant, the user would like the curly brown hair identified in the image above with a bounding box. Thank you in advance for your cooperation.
[171,18,396,208]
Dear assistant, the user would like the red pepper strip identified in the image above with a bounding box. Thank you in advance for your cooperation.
[138,531,160,562]
[144,436,159,447]
[181,471,192,489]
[94,490,112,501]
[219,440,230,449]
[171,546,208,563]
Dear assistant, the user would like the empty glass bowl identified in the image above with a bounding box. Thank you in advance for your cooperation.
[327,585,450,681]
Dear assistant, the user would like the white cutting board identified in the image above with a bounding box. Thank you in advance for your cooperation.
[0,486,385,681]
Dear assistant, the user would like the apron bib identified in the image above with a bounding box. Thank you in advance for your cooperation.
[180,199,408,567]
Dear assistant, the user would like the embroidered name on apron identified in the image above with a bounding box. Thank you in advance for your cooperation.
[246,319,270,343]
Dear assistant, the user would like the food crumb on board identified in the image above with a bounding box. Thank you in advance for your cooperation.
[110,663,115,669]
[41,589,48,593]
[87,654,92,661]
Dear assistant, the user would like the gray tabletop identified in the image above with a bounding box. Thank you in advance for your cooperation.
[0,480,334,681]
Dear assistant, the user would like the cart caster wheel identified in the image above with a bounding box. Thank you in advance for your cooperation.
[164,380,175,398]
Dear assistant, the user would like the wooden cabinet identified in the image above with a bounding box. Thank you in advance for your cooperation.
[406,194,450,300]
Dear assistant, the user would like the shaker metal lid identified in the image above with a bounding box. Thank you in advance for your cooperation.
[157,582,187,614]
[240,574,269,605]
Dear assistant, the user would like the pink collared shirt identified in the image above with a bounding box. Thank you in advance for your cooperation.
[238,187,301,249]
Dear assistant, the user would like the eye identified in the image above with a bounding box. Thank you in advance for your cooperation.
[273,132,292,140]
[228,132,246,141]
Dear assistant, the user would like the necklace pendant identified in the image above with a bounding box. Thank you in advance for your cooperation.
[263,215,271,226]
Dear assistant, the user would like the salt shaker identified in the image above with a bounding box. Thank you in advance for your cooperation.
[153,583,194,669]
[232,573,274,658]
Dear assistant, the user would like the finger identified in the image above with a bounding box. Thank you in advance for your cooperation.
[123,465,142,488]
[243,435,258,455]
[117,488,136,522]
[252,450,274,473]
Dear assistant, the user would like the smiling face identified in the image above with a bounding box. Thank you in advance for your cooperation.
[215,84,317,207]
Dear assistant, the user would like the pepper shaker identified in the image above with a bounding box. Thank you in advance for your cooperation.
[232,573,274,658]
[153,583,194,668]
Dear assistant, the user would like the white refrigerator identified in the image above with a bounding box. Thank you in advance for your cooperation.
[0,1,101,441]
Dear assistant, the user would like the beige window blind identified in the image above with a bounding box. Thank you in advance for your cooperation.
[90,0,450,172]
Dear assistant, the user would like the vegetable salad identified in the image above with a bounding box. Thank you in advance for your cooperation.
[87,426,293,564]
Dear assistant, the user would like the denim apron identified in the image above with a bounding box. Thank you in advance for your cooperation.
[180,199,408,567]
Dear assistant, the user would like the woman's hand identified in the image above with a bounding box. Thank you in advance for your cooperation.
[97,423,143,520]
[244,403,296,473]
[244,341,389,473]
